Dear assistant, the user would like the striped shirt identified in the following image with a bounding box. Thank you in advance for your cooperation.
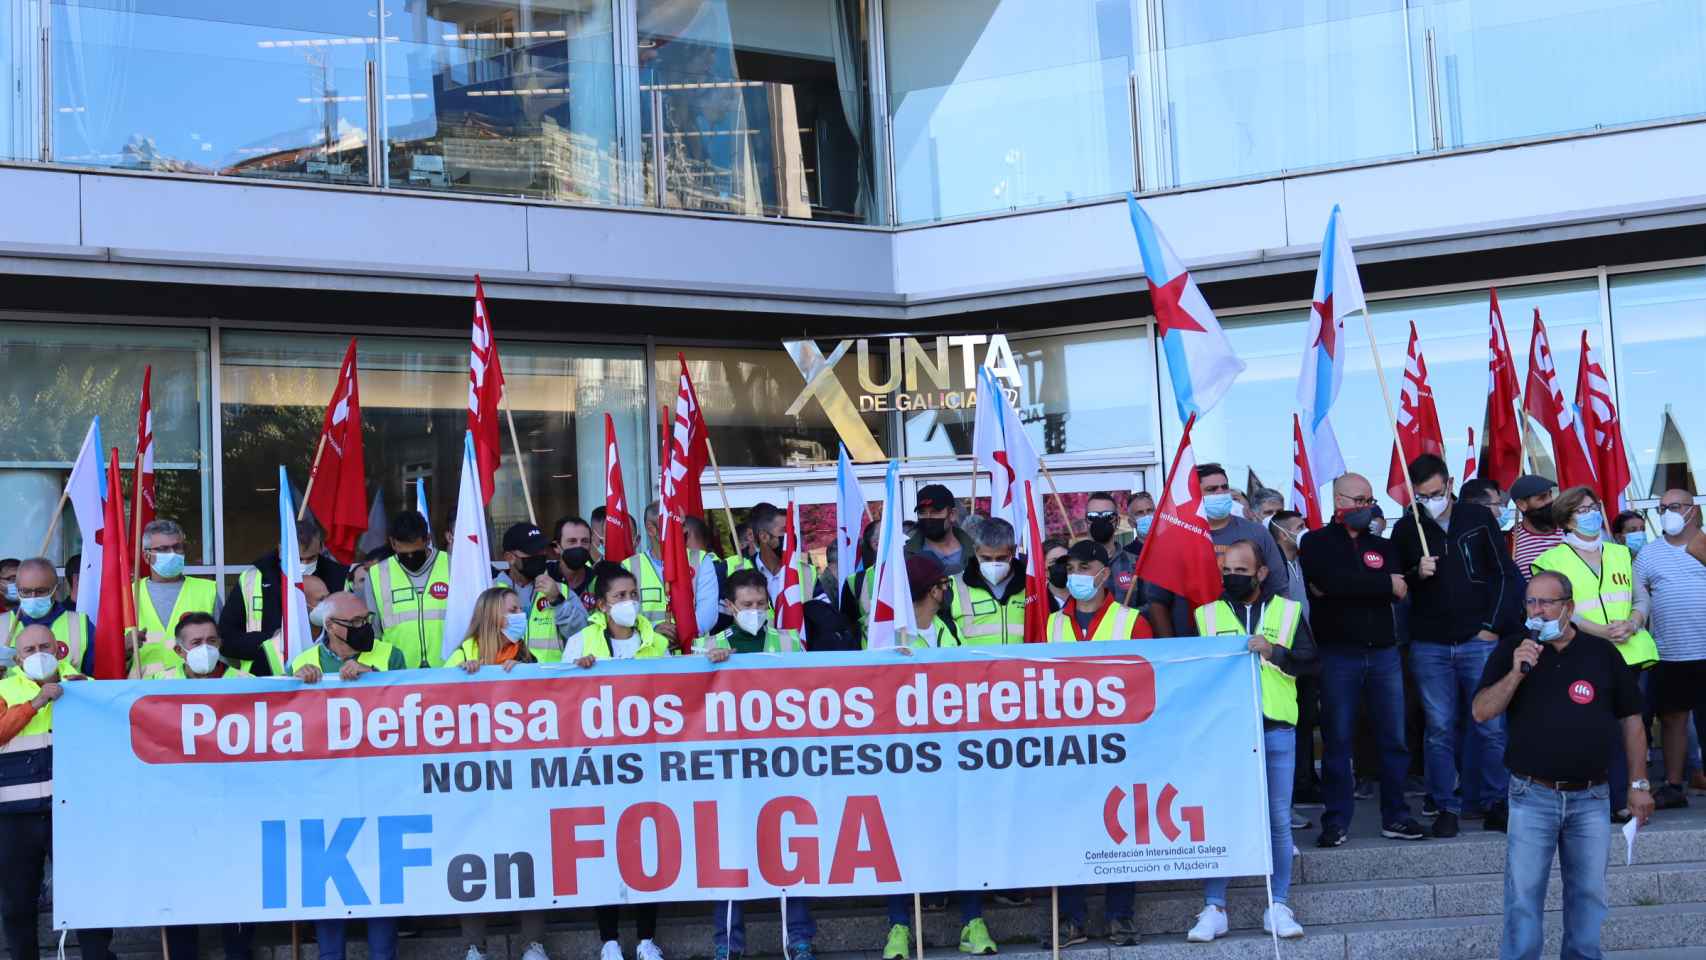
[1514,526,1564,581]
[1634,540,1706,662]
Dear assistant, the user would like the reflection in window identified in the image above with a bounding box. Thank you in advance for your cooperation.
[637,0,875,222]
[1610,267,1705,498]
[884,0,1136,223]
[0,322,210,563]
[386,1,619,202]
[220,331,647,565]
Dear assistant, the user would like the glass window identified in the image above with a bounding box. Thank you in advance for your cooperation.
[1423,0,1706,150]
[637,0,876,222]
[0,322,210,565]
[1163,279,1603,521]
[884,0,1136,223]
[904,326,1156,459]
[1158,0,1415,187]
[1610,266,1706,498]
[2,1,44,161]
[220,331,647,565]
[384,1,620,203]
[51,1,376,183]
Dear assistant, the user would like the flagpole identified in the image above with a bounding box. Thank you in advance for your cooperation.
[129,483,144,680]
[35,487,71,556]
[967,454,979,516]
[703,436,741,555]
[1358,312,1432,558]
[500,388,538,526]
[296,433,329,522]
[1038,464,1077,539]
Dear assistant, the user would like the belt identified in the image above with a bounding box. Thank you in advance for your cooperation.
[1514,772,1604,792]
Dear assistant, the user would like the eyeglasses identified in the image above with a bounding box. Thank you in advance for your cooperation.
[1336,494,1378,507]
[16,586,53,599]
[1085,510,1115,520]
[1524,596,1568,609]
[146,543,186,555]
[328,615,373,630]
[1660,503,1695,515]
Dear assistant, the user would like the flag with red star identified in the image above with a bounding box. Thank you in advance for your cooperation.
[1125,195,1245,424]
[1296,204,1366,488]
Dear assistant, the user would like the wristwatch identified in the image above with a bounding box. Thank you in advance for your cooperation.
[1630,779,1651,792]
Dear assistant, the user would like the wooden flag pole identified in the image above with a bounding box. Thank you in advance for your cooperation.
[1358,311,1431,558]
[296,433,329,522]
[1050,887,1061,960]
[912,893,924,960]
[291,922,300,960]
[967,455,979,515]
[130,471,146,680]
[160,928,171,960]
[702,436,741,555]
[35,486,71,556]
[1038,464,1077,540]
[500,389,538,526]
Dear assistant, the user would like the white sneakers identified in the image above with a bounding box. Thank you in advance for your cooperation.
[1264,904,1304,939]
[635,939,665,960]
[1185,906,1227,943]
[521,942,549,960]
[601,941,625,960]
[464,946,488,960]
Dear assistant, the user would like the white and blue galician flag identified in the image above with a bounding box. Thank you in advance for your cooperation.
[65,417,105,624]
[416,479,431,537]
[865,458,917,650]
[972,366,1041,538]
[834,445,867,577]
[1126,195,1245,424]
[441,432,493,662]
[276,465,315,667]
[1295,204,1367,484]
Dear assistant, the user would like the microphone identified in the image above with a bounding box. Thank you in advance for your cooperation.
[1521,627,1540,674]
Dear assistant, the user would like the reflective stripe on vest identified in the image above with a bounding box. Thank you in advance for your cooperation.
[231,638,285,678]
[1045,603,1137,642]
[952,576,1026,645]
[493,575,565,661]
[239,568,266,633]
[135,577,220,677]
[1532,543,1660,668]
[4,611,89,671]
[695,627,802,655]
[289,639,397,675]
[0,671,56,811]
[1194,598,1302,725]
[622,555,671,623]
[375,553,452,669]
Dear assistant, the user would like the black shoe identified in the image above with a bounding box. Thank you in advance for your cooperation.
[1382,817,1427,840]
[1317,826,1348,847]
[1421,796,1439,818]
[1106,916,1138,947]
[1431,811,1460,838]
[1040,919,1088,948]
[1654,783,1690,810]
[1293,783,1324,806]
[1460,806,1487,821]
[1483,801,1509,833]
[1354,779,1376,800]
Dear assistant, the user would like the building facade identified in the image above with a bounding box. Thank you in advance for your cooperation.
[0,0,1703,581]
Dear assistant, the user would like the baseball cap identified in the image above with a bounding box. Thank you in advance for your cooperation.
[905,553,947,602]
[502,523,550,554]
[1509,475,1557,501]
[915,483,955,511]
[1067,540,1111,566]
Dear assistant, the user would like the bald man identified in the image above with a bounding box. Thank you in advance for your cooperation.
[290,591,405,684]
[1299,473,1423,846]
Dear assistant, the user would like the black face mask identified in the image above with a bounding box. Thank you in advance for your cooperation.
[561,547,592,571]
[1522,506,1555,531]
[859,540,877,568]
[343,622,376,653]
[395,549,429,574]
[1342,504,1384,533]
[1048,561,1069,590]
[518,556,549,580]
[917,517,948,542]
[1088,517,1117,544]
[1221,573,1257,600]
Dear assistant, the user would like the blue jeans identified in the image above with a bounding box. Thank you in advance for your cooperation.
[314,918,398,960]
[715,898,816,952]
[1501,778,1610,960]
[1206,725,1295,906]
[1320,647,1412,829]
[1413,639,1508,814]
[1058,884,1135,926]
[887,893,981,926]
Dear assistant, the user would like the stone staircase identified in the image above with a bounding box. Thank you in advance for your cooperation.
[40,801,1706,960]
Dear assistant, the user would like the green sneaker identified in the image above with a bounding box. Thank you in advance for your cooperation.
[960,918,998,955]
[883,924,913,960]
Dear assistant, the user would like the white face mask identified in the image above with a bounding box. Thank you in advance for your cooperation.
[298,557,318,578]
[734,608,768,635]
[608,600,640,628]
[21,651,58,683]
[1421,495,1450,519]
[979,560,1012,585]
[1661,510,1690,537]
[184,643,221,676]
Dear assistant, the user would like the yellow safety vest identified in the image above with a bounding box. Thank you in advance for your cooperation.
[3,610,90,671]
[152,663,252,681]
[443,637,539,669]
[288,639,398,676]
[238,567,267,633]
[694,625,803,654]
[374,552,452,669]
[492,574,566,663]
[952,575,1027,646]
[0,664,75,811]
[568,613,671,661]
[1532,543,1660,668]
[1045,601,1142,642]
[622,553,673,625]
[134,576,220,677]
[1194,598,1303,725]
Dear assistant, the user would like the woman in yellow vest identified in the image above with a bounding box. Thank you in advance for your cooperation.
[1530,485,1658,821]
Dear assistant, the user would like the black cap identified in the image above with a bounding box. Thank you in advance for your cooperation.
[1509,474,1557,501]
[502,523,549,554]
[905,553,947,602]
[916,483,955,511]
[1067,540,1111,566]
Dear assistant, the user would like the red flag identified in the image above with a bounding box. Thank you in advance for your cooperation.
[305,339,368,563]
[468,276,507,505]
[602,414,635,564]
[776,502,805,633]
[1387,322,1446,505]
[1524,311,1598,492]
[131,365,155,576]
[1022,481,1050,642]
[665,354,710,521]
[1290,413,1323,530]
[1132,415,1221,608]
[1483,289,1523,490]
[660,356,709,652]
[94,450,136,680]
[1575,331,1632,513]
[1462,427,1478,482]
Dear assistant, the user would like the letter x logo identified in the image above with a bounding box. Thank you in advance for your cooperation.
[783,340,884,461]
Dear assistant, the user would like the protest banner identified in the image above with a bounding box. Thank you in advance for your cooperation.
[52,638,1270,928]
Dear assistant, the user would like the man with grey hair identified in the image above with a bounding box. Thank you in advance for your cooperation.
[135,518,221,677]
[0,558,95,674]
[950,517,1028,645]
[1252,488,1285,524]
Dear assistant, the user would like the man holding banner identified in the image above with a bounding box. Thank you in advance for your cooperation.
[2,558,94,673]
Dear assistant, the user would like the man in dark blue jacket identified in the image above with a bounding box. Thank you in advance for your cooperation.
[1393,454,1525,836]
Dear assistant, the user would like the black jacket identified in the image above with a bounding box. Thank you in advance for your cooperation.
[1392,501,1525,644]
[217,551,348,675]
[1298,522,1401,649]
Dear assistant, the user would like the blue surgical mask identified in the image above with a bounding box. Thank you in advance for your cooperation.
[1133,515,1154,538]
[3,583,16,603]
[150,552,185,579]
[502,612,528,642]
[1623,532,1647,553]
[1203,493,1234,521]
[1574,511,1604,537]
[19,596,52,619]
[1498,505,1517,531]
[1066,573,1100,602]
[1525,615,1563,643]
